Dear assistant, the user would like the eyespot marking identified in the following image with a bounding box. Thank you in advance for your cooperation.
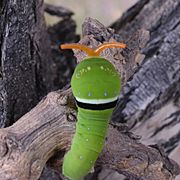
[76,73,81,78]
[104,92,108,96]
[80,155,83,160]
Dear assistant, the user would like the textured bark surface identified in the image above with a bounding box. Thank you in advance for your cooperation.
[111,0,180,167]
[0,0,53,127]
[73,18,149,86]
[44,3,74,18]
[45,3,80,91]
[0,0,180,179]
[0,1,79,127]
[0,15,179,179]
[0,88,179,180]
[47,18,79,90]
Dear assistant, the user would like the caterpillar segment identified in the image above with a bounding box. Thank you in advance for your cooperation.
[60,42,126,180]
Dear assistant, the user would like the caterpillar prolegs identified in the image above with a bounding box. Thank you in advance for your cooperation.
[60,42,126,180]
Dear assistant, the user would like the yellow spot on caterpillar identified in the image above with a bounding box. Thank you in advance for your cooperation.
[87,66,91,70]
[100,66,104,70]
[80,69,85,74]
[86,139,88,142]
[76,68,87,77]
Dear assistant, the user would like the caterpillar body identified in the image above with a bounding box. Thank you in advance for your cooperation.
[60,42,126,180]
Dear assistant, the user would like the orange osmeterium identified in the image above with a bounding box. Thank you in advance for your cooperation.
[60,42,126,56]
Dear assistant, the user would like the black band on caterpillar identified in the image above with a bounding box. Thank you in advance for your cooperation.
[76,100,118,110]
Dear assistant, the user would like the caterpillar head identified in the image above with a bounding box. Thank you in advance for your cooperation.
[60,42,126,106]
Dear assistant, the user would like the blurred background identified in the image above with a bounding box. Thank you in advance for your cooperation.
[44,0,138,33]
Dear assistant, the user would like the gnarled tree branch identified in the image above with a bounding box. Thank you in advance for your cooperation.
[0,18,179,180]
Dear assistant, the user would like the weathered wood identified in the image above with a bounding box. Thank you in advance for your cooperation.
[73,17,149,86]
[47,18,79,90]
[0,88,179,180]
[110,0,180,167]
[0,88,74,180]
[44,3,74,18]
[0,0,79,127]
[98,126,180,180]
[0,15,179,179]
[0,0,54,127]
[0,0,179,179]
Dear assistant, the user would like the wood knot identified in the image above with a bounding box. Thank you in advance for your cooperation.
[0,141,8,157]
[6,137,19,149]
[30,159,42,177]
[57,94,68,106]
[46,91,70,106]
[66,110,77,122]
[46,92,62,105]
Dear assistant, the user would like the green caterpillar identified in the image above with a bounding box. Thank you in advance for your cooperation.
[60,42,126,180]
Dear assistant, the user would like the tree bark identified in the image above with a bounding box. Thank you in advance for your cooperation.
[47,18,79,90]
[0,0,180,179]
[0,0,53,127]
[111,0,180,168]
[0,87,179,180]
[0,1,79,127]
